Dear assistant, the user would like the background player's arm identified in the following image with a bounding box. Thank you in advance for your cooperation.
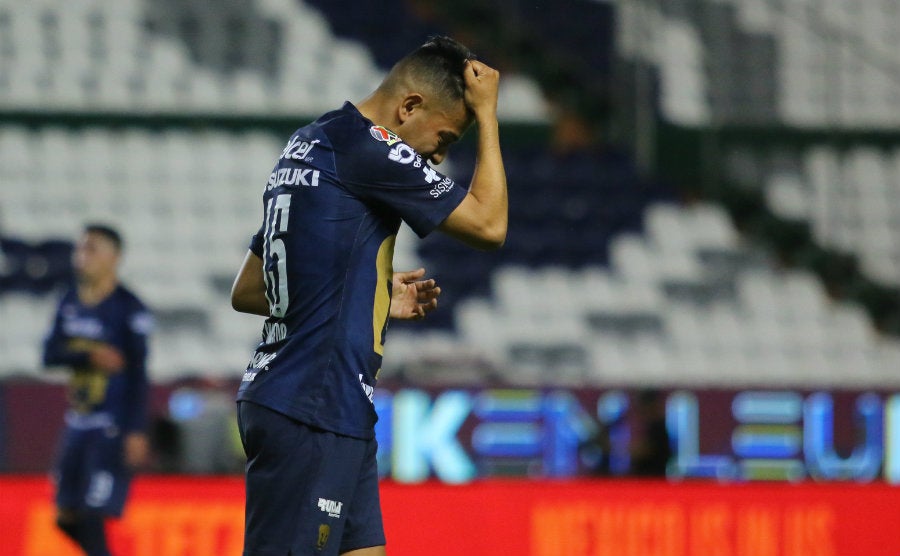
[43,306,126,372]
[88,345,125,373]
[439,60,508,250]
[43,305,91,369]
[121,305,152,468]
[231,250,270,317]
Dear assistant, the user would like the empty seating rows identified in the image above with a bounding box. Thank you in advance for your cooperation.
[613,0,900,127]
[3,123,896,387]
[764,146,900,287]
[0,122,429,380]
[0,0,546,121]
[0,0,379,115]
[387,202,900,388]
[0,125,283,378]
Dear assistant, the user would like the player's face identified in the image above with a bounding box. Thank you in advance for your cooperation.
[400,100,470,165]
[73,232,119,283]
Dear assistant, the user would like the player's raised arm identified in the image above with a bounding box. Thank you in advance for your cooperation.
[438,60,508,250]
[231,250,270,317]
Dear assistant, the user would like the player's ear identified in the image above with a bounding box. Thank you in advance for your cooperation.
[398,93,424,123]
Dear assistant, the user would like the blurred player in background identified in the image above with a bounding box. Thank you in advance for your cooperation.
[42,224,153,556]
[230,35,506,556]
[629,388,672,477]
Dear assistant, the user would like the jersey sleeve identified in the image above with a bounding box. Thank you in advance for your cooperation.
[249,225,264,258]
[335,128,467,238]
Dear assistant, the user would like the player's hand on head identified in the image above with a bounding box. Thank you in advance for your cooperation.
[463,60,500,120]
[89,344,126,374]
[390,268,441,320]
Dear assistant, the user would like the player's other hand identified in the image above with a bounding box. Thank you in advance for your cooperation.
[124,432,150,469]
[89,344,125,374]
[390,268,441,320]
[463,60,500,121]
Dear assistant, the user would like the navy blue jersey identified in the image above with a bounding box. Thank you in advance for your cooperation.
[237,102,467,439]
[43,285,152,433]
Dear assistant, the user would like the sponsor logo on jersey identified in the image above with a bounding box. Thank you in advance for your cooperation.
[241,371,258,382]
[388,143,420,166]
[62,316,104,339]
[247,351,277,370]
[266,168,320,190]
[280,137,319,161]
[369,125,401,145]
[358,374,375,403]
[317,498,343,518]
[129,312,155,335]
[263,322,287,344]
[429,177,455,198]
[421,165,440,183]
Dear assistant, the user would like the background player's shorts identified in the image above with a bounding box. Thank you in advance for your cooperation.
[53,425,132,517]
[238,401,385,556]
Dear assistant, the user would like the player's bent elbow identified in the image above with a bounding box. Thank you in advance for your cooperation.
[466,223,507,250]
[230,291,254,314]
[479,226,507,250]
[439,205,507,250]
[231,290,271,317]
[476,238,505,250]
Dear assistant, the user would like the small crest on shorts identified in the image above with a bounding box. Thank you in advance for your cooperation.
[317,524,330,551]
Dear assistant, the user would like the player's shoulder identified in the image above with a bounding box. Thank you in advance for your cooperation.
[52,286,78,312]
[317,102,407,156]
[272,104,358,166]
[302,102,361,139]
[114,284,150,312]
[303,102,434,185]
[58,285,78,301]
[339,119,427,175]
[115,285,155,335]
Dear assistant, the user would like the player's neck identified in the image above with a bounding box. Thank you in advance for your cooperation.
[77,274,118,306]
[355,94,393,130]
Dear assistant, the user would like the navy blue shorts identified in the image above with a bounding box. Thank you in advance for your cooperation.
[237,401,385,556]
[53,425,132,517]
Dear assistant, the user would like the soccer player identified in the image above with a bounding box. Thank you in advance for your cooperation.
[230,36,506,556]
[42,224,153,556]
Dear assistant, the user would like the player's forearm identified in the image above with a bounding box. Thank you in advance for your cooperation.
[466,118,508,246]
[439,60,507,249]
[121,370,149,434]
[42,339,90,369]
[231,250,270,316]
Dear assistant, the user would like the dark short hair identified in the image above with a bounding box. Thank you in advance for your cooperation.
[392,35,476,105]
[83,223,123,252]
